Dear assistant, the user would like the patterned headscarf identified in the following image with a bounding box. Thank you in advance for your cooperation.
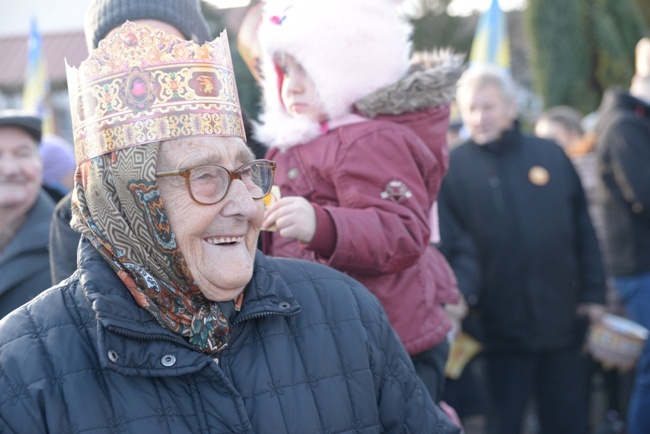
[71,143,231,355]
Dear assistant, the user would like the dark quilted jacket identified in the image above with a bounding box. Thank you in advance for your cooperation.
[0,238,459,433]
[0,190,54,318]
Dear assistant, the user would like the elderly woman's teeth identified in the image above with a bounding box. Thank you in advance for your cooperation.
[206,236,243,245]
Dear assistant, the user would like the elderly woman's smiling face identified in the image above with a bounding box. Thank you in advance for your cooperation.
[156,136,263,301]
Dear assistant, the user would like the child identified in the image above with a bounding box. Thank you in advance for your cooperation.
[256,0,464,403]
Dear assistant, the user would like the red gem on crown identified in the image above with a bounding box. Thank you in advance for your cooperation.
[270,15,285,25]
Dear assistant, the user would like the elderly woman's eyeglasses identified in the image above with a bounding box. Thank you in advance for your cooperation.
[156,159,276,205]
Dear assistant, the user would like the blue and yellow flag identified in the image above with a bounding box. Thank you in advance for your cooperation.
[469,0,510,70]
[22,17,54,135]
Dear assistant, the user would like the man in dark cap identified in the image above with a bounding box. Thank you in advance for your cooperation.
[49,0,266,284]
[0,110,54,317]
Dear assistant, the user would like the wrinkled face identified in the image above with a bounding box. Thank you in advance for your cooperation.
[457,83,516,145]
[0,127,42,212]
[278,53,327,123]
[156,136,263,301]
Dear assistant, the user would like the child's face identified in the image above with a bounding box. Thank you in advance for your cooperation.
[277,53,327,123]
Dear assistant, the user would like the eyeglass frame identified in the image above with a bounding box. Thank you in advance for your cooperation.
[155,159,277,206]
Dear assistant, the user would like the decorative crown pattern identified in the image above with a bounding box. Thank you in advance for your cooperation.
[66,22,245,165]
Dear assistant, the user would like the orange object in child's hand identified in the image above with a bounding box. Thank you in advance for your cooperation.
[262,186,281,232]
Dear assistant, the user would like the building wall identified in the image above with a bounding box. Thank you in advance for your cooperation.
[1,1,91,141]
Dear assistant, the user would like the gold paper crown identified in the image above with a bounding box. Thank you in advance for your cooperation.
[66,21,245,165]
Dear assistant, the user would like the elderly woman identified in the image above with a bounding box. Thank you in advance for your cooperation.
[0,23,458,433]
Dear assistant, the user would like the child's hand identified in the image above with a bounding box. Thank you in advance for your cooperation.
[262,196,316,243]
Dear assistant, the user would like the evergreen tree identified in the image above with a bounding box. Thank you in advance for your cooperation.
[589,0,647,90]
[525,0,596,113]
[526,0,648,113]
[634,0,650,36]
[407,0,473,55]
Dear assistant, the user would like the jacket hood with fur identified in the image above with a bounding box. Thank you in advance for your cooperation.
[254,0,414,150]
[256,46,465,150]
[356,49,465,118]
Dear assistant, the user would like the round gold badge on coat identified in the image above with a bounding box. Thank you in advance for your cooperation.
[528,166,550,186]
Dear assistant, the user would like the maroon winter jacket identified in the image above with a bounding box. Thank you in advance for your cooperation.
[264,103,459,355]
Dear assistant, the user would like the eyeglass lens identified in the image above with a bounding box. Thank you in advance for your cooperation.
[188,161,273,204]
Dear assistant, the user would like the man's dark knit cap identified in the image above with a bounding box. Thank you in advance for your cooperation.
[0,110,42,144]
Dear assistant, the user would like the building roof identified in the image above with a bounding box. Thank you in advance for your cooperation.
[0,31,88,90]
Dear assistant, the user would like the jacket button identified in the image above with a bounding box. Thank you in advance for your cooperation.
[632,202,643,214]
[279,302,290,309]
[287,168,299,180]
[161,354,176,367]
[107,349,119,363]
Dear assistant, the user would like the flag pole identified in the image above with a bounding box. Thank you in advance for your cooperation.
[469,0,511,71]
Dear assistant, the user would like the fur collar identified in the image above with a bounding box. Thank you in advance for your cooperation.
[255,48,465,151]
[355,49,465,118]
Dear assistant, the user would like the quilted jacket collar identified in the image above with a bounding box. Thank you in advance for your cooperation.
[470,121,522,154]
[77,239,300,376]
[0,190,53,263]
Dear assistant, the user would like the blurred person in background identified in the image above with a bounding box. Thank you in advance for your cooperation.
[438,65,607,434]
[446,118,467,150]
[0,110,54,317]
[535,106,603,235]
[594,36,650,434]
[535,106,584,151]
[39,134,76,203]
[535,105,630,432]
[534,105,610,280]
